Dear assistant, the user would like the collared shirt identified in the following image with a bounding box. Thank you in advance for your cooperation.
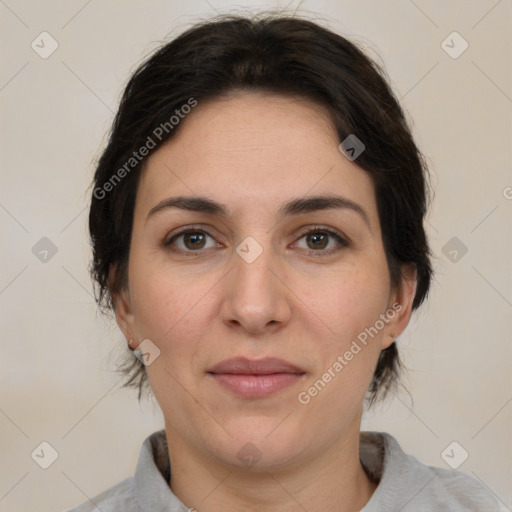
[66,430,506,511]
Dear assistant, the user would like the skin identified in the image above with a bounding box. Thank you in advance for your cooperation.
[113,91,417,512]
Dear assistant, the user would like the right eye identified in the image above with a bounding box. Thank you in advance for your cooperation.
[164,229,221,253]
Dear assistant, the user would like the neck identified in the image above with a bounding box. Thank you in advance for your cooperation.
[166,422,377,512]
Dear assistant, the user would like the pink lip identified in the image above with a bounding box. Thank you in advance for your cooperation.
[207,357,305,398]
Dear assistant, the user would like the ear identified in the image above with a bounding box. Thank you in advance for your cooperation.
[381,263,418,350]
[109,265,139,349]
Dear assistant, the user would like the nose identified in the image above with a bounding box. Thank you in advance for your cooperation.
[220,240,292,336]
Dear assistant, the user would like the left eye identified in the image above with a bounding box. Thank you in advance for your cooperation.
[294,229,347,252]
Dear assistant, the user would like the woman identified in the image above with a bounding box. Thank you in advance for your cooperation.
[71,14,504,511]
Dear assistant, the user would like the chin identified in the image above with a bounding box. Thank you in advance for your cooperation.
[208,417,307,471]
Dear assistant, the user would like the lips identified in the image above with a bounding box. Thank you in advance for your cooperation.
[207,357,305,375]
[207,357,305,398]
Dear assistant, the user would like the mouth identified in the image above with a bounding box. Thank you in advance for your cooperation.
[207,357,306,398]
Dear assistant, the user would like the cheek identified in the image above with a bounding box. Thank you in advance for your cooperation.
[128,256,220,374]
[300,258,391,401]
[129,248,204,333]
[297,266,389,417]
[306,259,391,341]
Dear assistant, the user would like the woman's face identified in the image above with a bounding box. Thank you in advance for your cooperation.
[114,92,415,471]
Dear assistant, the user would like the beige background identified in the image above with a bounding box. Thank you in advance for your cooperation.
[1,0,511,510]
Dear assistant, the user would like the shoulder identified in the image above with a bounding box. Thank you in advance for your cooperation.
[361,431,506,512]
[64,477,139,512]
[63,430,185,512]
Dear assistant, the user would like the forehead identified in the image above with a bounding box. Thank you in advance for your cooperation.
[136,92,378,224]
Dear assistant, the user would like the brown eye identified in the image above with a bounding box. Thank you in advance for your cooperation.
[183,232,207,250]
[306,232,329,250]
[295,227,349,254]
[165,230,218,252]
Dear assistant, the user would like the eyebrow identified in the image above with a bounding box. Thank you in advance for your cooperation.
[146,194,371,229]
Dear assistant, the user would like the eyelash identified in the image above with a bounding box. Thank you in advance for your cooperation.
[163,225,350,257]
